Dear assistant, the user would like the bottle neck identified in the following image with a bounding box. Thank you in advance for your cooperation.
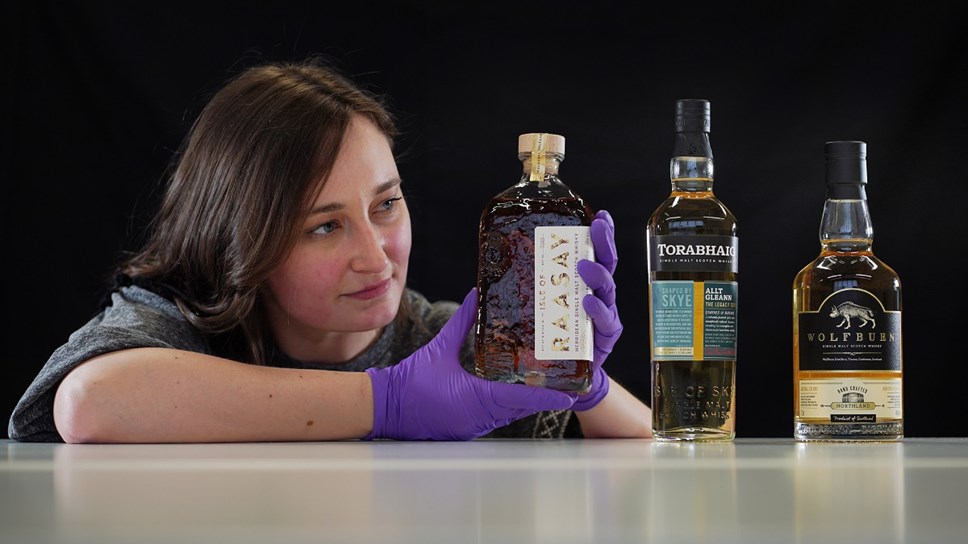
[819,198,873,252]
[670,131,714,192]
[520,153,563,184]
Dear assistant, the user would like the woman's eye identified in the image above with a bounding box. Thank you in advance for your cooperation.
[311,221,338,235]
[380,196,403,211]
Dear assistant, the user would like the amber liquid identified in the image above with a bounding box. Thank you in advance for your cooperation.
[793,247,903,440]
[474,180,593,392]
[648,185,738,441]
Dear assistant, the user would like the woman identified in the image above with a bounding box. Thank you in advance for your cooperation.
[8,58,652,443]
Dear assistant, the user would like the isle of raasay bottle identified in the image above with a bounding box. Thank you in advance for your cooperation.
[474,132,595,392]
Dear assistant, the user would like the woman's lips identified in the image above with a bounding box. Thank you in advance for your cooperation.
[345,278,392,300]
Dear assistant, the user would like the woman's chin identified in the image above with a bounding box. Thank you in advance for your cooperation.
[352,300,401,331]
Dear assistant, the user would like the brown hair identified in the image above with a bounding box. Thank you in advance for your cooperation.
[120,57,398,363]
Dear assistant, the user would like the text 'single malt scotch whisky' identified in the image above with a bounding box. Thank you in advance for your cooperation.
[793,141,903,441]
[647,99,738,442]
[474,133,594,392]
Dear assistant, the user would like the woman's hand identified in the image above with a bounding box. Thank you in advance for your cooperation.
[365,288,575,440]
[573,209,623,411]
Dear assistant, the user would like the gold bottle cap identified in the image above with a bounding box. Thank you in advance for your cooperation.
[518,133,565,156]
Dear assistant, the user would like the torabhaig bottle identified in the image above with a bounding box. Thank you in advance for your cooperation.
[474,133,594,392]
[646,99,738,441]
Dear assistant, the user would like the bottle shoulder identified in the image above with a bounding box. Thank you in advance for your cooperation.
[657,190,734,213]
[483,178,593,225]
[868,253,899,278]
[794,250,901,290]
[648,191,737,235]
[496,177,585,200]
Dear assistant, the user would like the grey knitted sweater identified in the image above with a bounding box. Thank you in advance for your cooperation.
[8,286,577,442]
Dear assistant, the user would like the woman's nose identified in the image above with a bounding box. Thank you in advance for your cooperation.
[351,223,390,273]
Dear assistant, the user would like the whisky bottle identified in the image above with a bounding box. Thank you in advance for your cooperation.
[646,99,738,442]
[793,141,903,441]
[474,133,594,392]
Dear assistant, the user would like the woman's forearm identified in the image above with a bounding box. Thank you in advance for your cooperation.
[53,347,374,443]
[574,378,653,438]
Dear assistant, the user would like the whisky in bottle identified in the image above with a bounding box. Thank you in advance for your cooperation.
[646,99,738,442]
[474,133,594,392]
[793,141,903,441]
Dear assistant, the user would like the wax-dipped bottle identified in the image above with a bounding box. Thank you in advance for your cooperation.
[474,133,594,392]
[646,99,738,441]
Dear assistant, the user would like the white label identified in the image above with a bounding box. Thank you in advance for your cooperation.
[534,226,594,360]
[798,378,903,420]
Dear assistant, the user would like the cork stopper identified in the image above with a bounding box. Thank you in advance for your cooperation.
[518,133,565,156]
[519,133,565,182]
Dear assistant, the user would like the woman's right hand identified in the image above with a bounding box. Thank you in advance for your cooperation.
[365,288,575,440]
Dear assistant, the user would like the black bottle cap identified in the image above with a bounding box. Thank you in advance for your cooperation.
[825,140,867,199]
[675,99,711,133]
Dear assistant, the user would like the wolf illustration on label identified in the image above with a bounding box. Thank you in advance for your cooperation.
[829,301,876,330]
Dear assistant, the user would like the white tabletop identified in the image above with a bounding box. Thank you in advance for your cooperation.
[2,438,967,543]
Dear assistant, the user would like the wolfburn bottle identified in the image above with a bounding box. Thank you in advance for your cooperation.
[474,133,594,392]
[647,99,738,441]
[793,141,903,441]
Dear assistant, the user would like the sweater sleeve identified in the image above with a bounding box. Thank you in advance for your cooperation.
[7,287,209,442]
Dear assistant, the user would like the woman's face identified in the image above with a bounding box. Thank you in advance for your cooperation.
[263,115,411,360]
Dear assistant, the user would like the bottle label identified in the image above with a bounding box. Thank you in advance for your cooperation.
[797,288,902,371]
[650,280,738,360]
[648,234,738,273]
[534,226,594,360]
[798,378,903,421]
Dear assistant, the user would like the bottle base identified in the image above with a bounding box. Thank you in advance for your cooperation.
[653,428,735,442]
[474,369,590,393]
[794,421,903,442]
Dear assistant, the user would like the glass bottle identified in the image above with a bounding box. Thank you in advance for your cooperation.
[646,99,738,441]
[793,141,903,441]
[474,133,594,392]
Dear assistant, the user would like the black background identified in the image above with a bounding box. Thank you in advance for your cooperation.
[4,1,967,439]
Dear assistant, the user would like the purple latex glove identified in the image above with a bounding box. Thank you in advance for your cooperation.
[365,288,576,440]
[573,209,623,411]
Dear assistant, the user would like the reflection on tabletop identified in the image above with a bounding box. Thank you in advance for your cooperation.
[1,439,967,543]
